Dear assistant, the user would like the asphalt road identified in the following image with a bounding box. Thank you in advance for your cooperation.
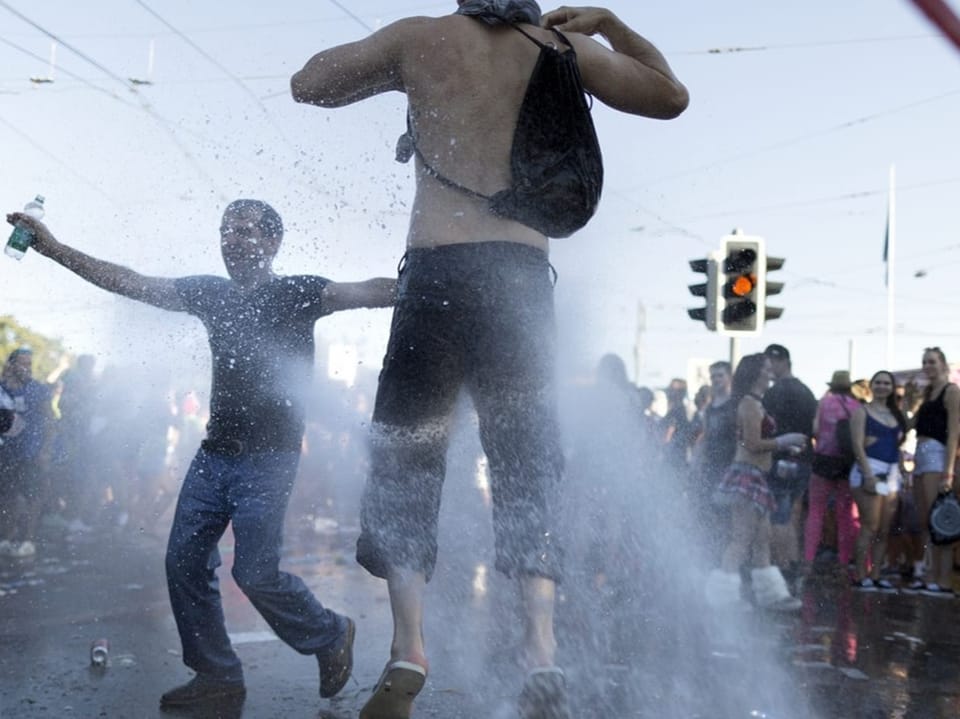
[2,519,960,719]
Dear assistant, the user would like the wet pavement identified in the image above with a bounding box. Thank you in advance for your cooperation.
[2,521,960,719]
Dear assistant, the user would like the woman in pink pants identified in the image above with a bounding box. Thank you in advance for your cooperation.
[803,371,862,580]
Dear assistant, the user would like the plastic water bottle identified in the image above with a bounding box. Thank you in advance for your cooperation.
[5,195,45,260]
[90,638,109,667]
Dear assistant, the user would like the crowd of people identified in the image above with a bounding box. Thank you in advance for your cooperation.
[0,349,377,558]
[624,343,960,609]
[6,1,956,718]
[3,334,960,714]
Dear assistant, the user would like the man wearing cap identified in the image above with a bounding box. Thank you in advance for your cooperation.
[762,344,818,581]
[0,347,54,558]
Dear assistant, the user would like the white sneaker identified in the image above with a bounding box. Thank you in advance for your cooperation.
[920,582,956,598]
[10,541,36,557]
[0,540,13,556]
[67,518,92,533]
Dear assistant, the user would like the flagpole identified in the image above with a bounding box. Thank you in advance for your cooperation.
[886,164,896,367]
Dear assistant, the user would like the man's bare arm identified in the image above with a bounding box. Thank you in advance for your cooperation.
[542,6,688,118]
[290,20,419,107]
[322,278,397,313]
[6,213,185,312]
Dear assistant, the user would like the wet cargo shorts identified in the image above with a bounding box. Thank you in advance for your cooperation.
[356,242,565,583]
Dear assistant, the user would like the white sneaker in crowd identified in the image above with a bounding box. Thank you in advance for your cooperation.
[67,518,92,533]
[9,541,36,557]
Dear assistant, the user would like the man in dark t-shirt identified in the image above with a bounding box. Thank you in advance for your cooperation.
[762,344,817,576]
[8,200,395,708]
[697,361,736,492]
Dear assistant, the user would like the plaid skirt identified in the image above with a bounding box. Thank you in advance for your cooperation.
[714,462,776,515]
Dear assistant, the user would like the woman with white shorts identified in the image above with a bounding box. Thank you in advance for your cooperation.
[849,371,906,591]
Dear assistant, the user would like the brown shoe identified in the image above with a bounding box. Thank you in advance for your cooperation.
[518,668,573,719]
[159,674,245,708]
[318,617,355,698]
[359,661,427,719]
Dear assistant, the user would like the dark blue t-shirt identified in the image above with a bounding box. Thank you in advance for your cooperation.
[175,274,330,451]
[0,379,50,461]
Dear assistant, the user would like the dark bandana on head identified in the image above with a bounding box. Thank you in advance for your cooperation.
[454,0,541,25]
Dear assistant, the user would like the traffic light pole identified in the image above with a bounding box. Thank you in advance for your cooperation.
[729,336,741,369]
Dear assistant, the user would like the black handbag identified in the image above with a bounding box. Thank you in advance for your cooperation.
[929,491,960,546]
[811,453,851,481]
[834,399,855,465]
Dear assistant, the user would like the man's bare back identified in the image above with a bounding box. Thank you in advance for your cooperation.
[291,7,688,251]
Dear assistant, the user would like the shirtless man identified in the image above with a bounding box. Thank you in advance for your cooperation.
[291,3,687,716]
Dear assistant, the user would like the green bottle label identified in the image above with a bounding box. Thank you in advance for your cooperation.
[7,225,34,253]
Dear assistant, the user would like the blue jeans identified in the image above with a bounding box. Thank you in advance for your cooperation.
[165,448,345,681]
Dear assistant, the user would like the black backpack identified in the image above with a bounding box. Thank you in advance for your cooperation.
[834,400,855,465]
[397,24,603,238]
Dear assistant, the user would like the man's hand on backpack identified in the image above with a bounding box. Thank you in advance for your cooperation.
[542,6,612,36]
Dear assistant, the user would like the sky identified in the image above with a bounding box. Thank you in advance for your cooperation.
[1,0,959,396]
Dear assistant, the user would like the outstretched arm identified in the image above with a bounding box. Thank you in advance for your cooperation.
[322,277,397,313]
[290,20,417,107]
[542,6,688,118]
[6,213,185,312]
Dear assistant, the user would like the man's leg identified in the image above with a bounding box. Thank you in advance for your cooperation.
[386,567,429,670]
[519,575,557,669]
[165,451,240,682]
[356,250,464,716]
[360,568,430,719]
[228,451,346,655]
[228,450,352,697]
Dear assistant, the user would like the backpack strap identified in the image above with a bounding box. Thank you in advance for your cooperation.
[506,25,593,111]
[507,24,573,52]
[398,113,492,202]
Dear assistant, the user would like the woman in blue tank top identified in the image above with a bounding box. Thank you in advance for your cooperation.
[849,371,906,591]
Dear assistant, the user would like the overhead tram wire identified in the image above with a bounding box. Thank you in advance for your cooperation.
[327,0,375,33]
[0,0,228,200]
[627,88,960,193]
[259,0,377,101]
[0,2,451,40]
[670,33,939,55]
[605,187,713,249]
[0,35,139,104]
[130,0,375,199]
[0,32,405,219]
[602,184,960,312]
[0,4,374,211]
[132,0,299,152]
[681,176,960,222]
[0,115,117,202]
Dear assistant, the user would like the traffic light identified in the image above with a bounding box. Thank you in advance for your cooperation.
[764,255,786,322]
[688,231,786,334]
[718,231,764,336]
[687,255,719,330]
